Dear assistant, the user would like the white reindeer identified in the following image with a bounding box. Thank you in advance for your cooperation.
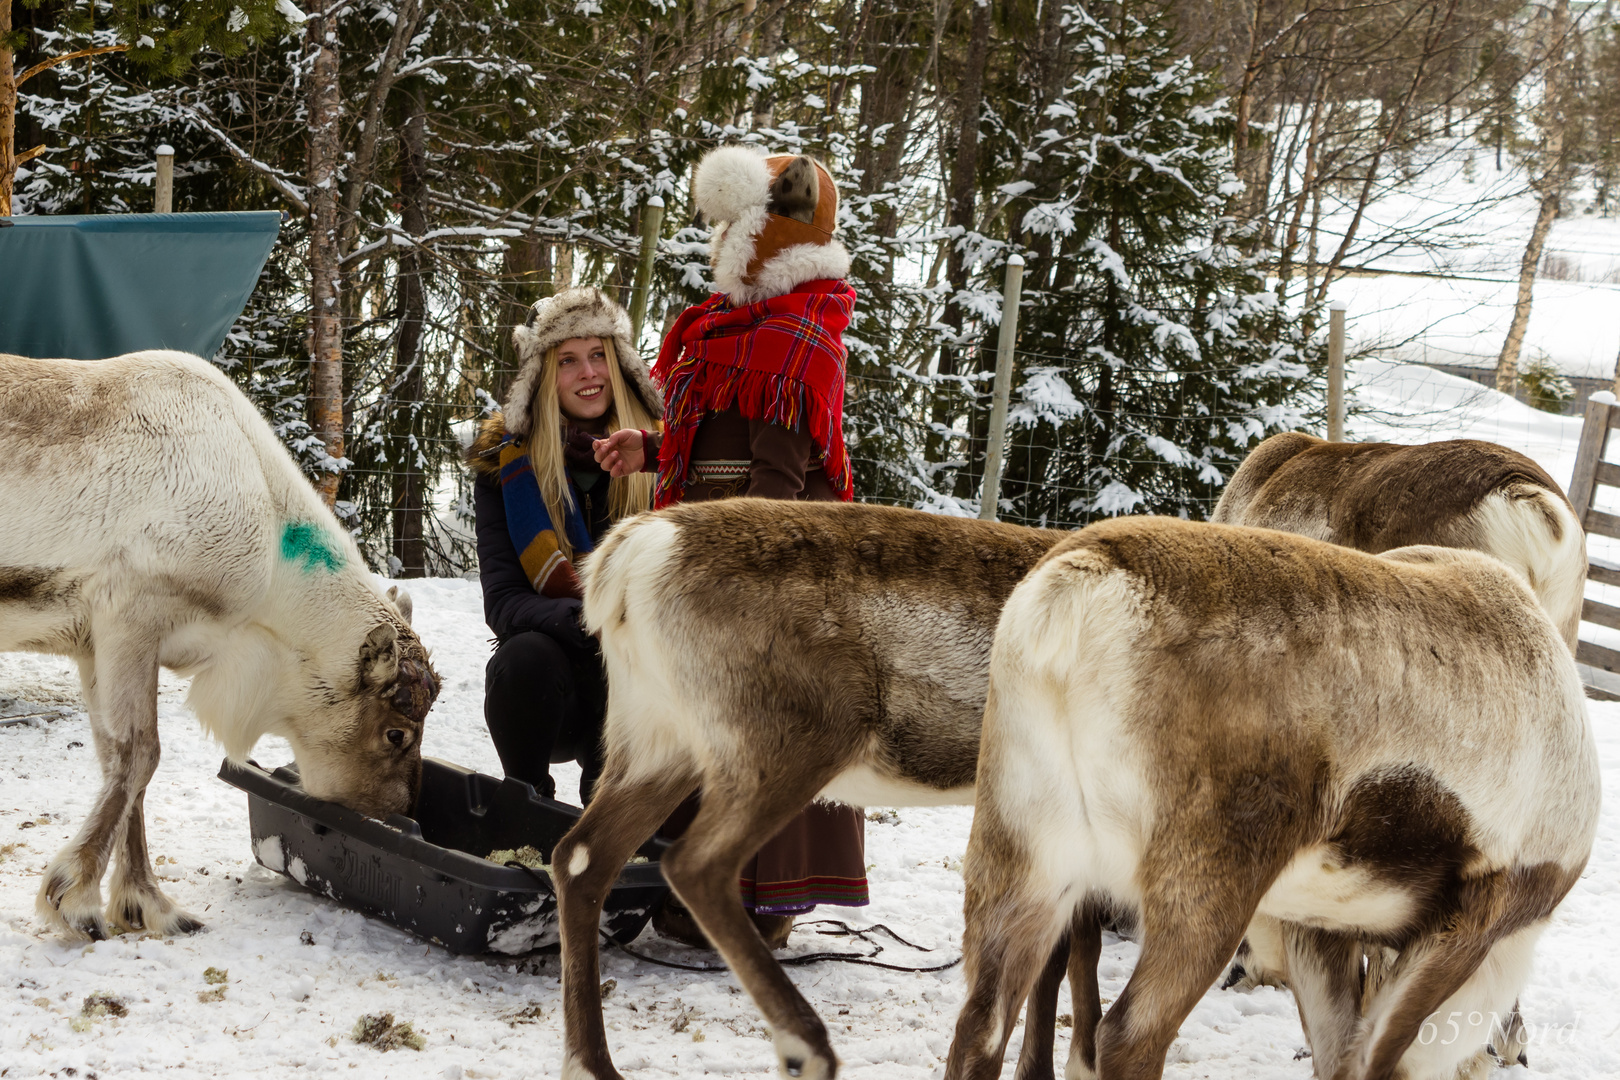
[945,517,1598,1080]
[1,351,439,941]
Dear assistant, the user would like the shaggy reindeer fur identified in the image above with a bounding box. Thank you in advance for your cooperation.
[945,518,1598,1080]
[0,351,439,941]
[554,499,1066,1080]
[1212,433,1584,649]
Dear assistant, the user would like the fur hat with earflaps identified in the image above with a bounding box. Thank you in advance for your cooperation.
[503,286,663,438]
[694,146,851,306]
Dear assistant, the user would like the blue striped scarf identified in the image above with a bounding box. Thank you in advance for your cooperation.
[498,433,595,599]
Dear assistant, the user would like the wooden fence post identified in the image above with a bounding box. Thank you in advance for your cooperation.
[978,254,1025,521]
[628,196,664,344]
[154,144,174,214]
[1327,300,1346,441]
[1566,394,1620,698]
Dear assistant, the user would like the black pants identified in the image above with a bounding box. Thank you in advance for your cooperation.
[483,630,607,804]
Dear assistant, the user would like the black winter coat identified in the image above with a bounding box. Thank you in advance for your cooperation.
[472,464,614,645]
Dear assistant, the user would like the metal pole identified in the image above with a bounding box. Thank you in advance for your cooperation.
[1327,300,1346,442]
[628,195,664,344]
[978,254,1025,521]
[154,144,175,214]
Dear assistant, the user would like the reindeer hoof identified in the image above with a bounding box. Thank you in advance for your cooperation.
[559,1052,627,1080]
[108,881,202,937]
[1219,962,1247,990]
[37,861,107,941]
[773,1032,835,1080]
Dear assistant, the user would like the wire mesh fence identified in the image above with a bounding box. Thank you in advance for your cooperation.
[280,334,1318,578]
[220,264,1596,582]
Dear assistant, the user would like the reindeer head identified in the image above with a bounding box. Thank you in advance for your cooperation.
[290,598,440,820]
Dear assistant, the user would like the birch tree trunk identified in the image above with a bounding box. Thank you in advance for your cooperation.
[306,8,346,506]
[391,87,427,577]
[1,0,15,217]
[1497,0,1570,395]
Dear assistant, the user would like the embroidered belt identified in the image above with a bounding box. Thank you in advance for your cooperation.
[689,459,751,483]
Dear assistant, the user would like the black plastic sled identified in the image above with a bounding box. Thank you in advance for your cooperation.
[217,756,669,955]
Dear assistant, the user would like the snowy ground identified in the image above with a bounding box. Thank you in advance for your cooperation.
[4,366,1620,1078]
[1304,143,1620,379]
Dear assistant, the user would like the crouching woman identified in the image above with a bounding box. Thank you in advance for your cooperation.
[466,288,661,804]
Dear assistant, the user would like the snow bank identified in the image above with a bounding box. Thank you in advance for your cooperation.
[1303,143,1620,379]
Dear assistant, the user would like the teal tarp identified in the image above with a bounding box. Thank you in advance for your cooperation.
[0,211,281,360]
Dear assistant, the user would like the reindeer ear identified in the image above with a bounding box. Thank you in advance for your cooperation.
[359,623,400,690]
[386,585,414,625]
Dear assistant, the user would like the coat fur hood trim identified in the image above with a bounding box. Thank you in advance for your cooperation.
[505,287,662,438]
[466,413,510,479]
[694,146,850,306]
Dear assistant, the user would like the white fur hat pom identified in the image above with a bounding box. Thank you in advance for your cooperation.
[694,145,772,225]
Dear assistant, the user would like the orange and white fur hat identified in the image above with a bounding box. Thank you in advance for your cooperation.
[692,146,851,306]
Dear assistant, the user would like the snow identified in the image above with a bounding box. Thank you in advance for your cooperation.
[4,376,1619,1078]
[1334,273,1620,382]
[1308,144,1620,379]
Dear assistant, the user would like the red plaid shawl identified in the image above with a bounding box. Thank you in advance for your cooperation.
[651,279,855,509]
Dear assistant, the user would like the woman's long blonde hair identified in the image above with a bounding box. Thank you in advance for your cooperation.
[527,336,658,560]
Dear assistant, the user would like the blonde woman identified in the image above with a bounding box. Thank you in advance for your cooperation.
[466,288,660,803]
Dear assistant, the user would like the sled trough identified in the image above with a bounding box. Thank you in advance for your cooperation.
[218,757,668,954]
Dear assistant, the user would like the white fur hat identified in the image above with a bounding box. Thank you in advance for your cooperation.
[693,146,851,306]
[505,287,662,437]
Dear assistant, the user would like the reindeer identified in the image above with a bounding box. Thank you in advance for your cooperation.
[1,351,439,941]
[1211,432,1582,1061]
[553,499,1069,1080]
[945,517,1598,1080]
[1212,433,1584,650]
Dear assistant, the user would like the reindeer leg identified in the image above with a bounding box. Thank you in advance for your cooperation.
[1014,905,1106,1080]
[1094,836,1278,1080]
[944,807,1072,1080]
[1350,912,1545,1080]
[657,765,852,1080]
[37,636,160,940]
[107,787,202,935]
[1223,914,1290,991]
[1281,925,1362,1078]
[1063,904,1104,1080]
[553,762,699,1080]
[1013,931,1070,1080]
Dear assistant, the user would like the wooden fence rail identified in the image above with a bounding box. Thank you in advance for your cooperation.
[1566,398,1620,699]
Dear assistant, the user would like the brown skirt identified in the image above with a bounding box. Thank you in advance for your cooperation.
[651,405,867,912]
[659,795,867,914]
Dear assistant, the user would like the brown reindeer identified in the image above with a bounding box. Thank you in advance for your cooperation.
[1210,432,1582,1063]
[554,499,1067,1080]
[944,518,1598,1080]
[1212,433,1584,649]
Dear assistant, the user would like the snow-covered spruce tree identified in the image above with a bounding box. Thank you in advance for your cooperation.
[991,0,1319,524]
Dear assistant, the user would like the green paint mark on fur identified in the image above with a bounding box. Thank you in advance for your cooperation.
[280,521,344,574]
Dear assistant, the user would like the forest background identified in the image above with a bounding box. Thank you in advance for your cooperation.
[2,0,1616,576]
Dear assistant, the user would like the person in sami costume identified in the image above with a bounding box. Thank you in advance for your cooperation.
[593,146,867,950]
[466,288,661,804]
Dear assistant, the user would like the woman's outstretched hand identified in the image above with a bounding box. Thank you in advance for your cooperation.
[593,429,646,478]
